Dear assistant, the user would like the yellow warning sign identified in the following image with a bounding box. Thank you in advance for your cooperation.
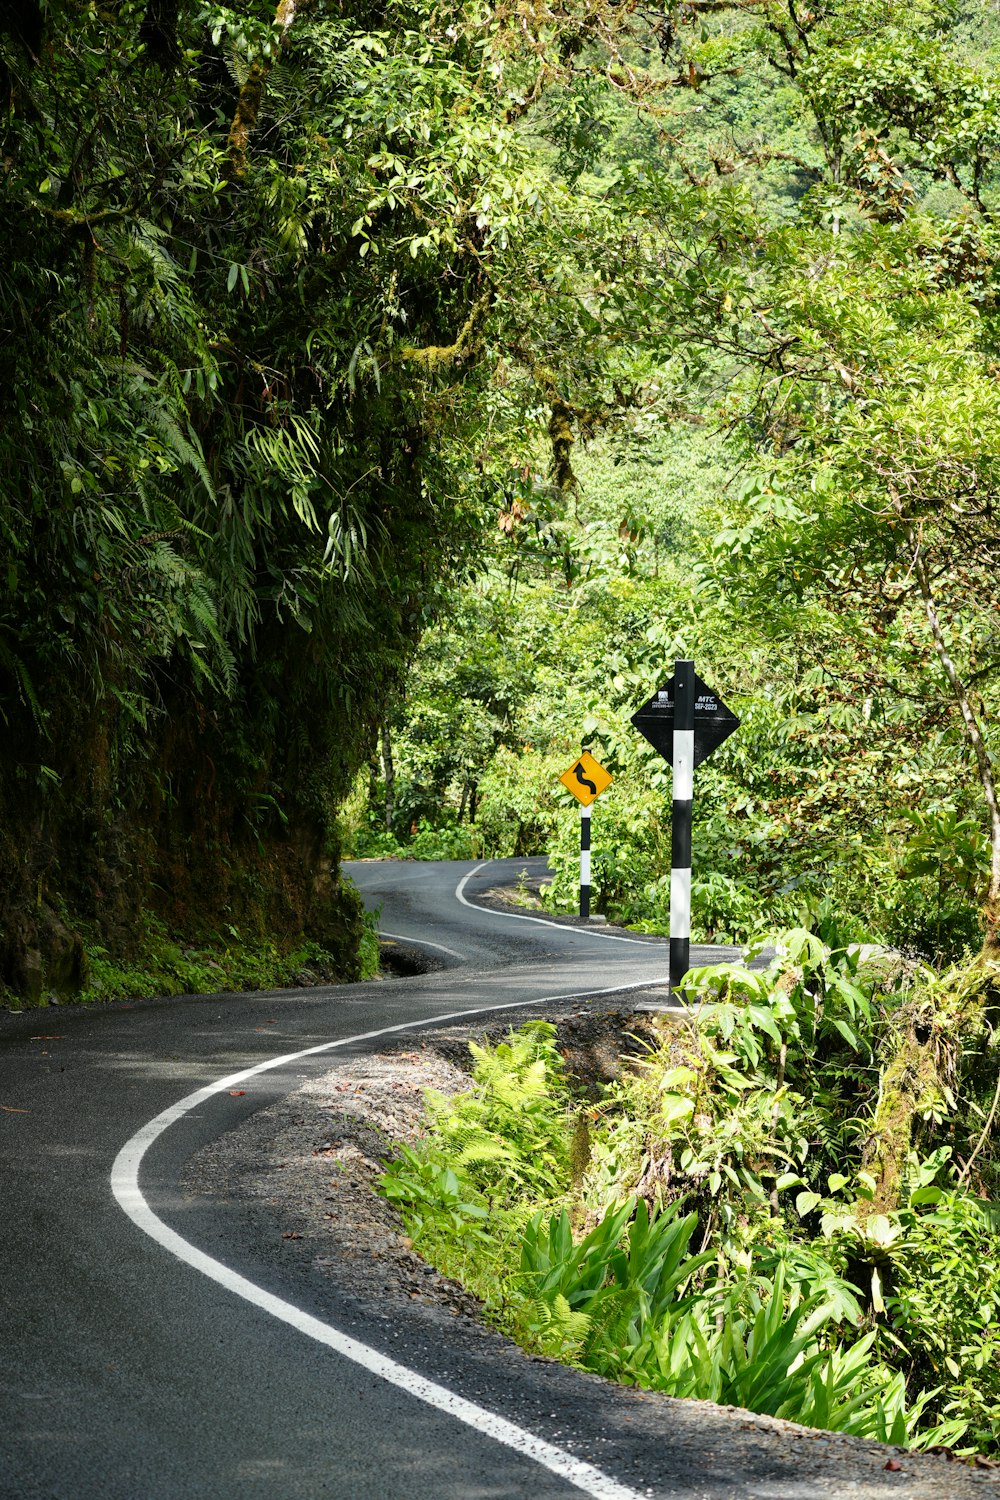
[558,751,613,806]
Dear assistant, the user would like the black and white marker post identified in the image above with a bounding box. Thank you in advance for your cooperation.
[669,660,695,991]
[579,802,592,920]
[630,658,740,999]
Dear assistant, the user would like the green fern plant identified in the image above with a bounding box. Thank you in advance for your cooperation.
[517,1293,592,1359]
[423,1021,573,1199]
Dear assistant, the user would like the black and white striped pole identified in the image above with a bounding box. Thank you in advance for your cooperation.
[630,658,740,1001]
[579,801,591,920]
[669,659,695,993]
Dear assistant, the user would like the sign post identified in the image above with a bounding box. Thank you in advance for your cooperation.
[558,751,613,920]
[669,660,695,992]
[580,802,592,920]
[631,662,739,994]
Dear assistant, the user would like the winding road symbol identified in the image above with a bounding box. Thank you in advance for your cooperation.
[573,761,598,797]
[558,750,612,806]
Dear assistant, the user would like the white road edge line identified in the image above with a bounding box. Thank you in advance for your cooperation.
[111,986,665,1500]
[456,862,657,945]
[378,928,464,960]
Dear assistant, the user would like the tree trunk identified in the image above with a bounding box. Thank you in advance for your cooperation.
[227,0,300,180]
[861,1020,939,1216]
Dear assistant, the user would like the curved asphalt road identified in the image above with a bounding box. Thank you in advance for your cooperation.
[0,859,694,1500]
[0,859,976,1500]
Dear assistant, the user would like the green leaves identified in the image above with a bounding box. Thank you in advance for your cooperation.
[383,1021,573,1229]
[6,0,614,990]
[377,983,1000,1455]
[225,263,250,295]
[379,1148,492,1245]
[520,1203,916,1440]
[900,806,990,892]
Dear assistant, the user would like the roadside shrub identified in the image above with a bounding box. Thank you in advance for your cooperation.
[540,777,671,916]
[345,815,478,861]
[377,947,1000,1458]
[474,747,566,857]
[881,1191,1000,1452]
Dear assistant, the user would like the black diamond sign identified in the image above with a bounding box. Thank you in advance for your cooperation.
[631,672,740,768]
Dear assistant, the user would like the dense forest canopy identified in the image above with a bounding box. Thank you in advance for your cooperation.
[0,0,599,996]
[349,0,1000,962]
[2,0,1000,1000]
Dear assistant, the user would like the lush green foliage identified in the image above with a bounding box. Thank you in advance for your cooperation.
[349,417,992,956]
[65,881,381,1003]
[0,0,649,998]
[348,0,1000,960]
[5,0,1000,1001]
[381,947,1000,1453]
[379,1020,574,1284]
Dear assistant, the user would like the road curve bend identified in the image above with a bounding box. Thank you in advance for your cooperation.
[0,859,985,1500]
